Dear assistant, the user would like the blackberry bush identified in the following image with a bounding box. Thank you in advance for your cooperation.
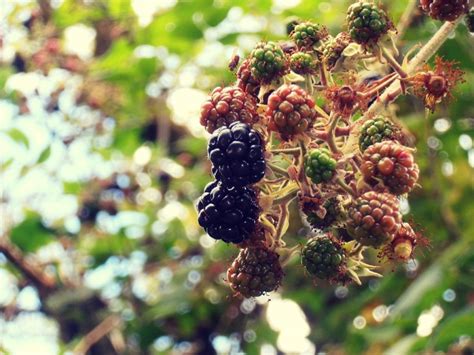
[208,122,266,187]
[197,181,259,243]
[195,1,468,295]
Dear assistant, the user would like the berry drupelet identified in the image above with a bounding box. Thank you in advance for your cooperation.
[227,246,283,297]
[303,197,344,231]
[208,122,266,187]
[200,86,259,133]
[289,52,319,75]
[197,181,259,243]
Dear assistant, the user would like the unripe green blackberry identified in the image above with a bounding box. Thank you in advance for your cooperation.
[420,0,468,21]
[290,21,328,50]
[347,191,402,247]
[304,148,337,184]
[286,18,301,35]
[302,235,347,281]
[466,8,474,33]
[347,1,391,46]
[304,197,344,231]
[289,52,318,75]
[321,32,352,70]
[359,116,399,152]
[249,41,289,83]
[227,246,283,297]
[360,141,419,195]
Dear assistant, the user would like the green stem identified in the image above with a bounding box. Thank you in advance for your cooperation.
[272,188,298,205]
[326,113,341,154]
[336,177,356,197]
[268,162,290,176]
[270,148,301,155]
[380,46,407,78]
[273,201,291,247]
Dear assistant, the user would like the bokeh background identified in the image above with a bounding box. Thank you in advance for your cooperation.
[0,0,473,354]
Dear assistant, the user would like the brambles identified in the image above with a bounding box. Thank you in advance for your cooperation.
[249,41,288,83]
[359,116,400,152]
[194,1,469,296]
[467,8,474,32]
[304,148,337,184]
[196,181,259,243]
[208,122,266,187]
[347,1,391,46]
[227,246,283,297]
[302,235,347,281]
[361,141,419,194]
[420,0,469,21]
[200,86,259,133]
[266,84,317,140]
[347,191,402,247]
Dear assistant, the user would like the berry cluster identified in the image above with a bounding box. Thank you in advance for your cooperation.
[195,0,466,296]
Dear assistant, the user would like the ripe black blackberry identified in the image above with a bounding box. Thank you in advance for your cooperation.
[197,181,259,243]
[420,0,468,21]
[208,122,266,187]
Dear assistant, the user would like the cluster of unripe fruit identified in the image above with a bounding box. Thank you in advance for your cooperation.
[196,0,466,298]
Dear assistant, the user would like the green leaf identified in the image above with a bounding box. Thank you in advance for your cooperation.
[11,215,55,252]
[430,309,474,351]
[8,128,29,148]
[37,146,52,164]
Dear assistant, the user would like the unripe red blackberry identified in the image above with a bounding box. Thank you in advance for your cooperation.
[208,122,266,187]
[304,148,337,184]
[236,59,260,98]
[290,21,328,50]
[200,86,259,133]
[321,32,352,70]
[359,116,400,152]
[302,234,347,281]
[197,181,259,243]
[303,197,344,231]
[347,1,391,46]
[249,41,289,83]
[289,52,318,75]
[361,141,419,195]
[420,0,468,21]
[266,84,317,140]
[465,8,474,33]
[227,246,283,297]
[347,191,402,247]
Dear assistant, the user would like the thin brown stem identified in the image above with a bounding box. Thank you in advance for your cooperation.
[326,113,341,154]
[73,315,122,355]
[380,46,407,78]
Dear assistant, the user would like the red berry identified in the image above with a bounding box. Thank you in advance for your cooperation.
[200,86,259,133]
